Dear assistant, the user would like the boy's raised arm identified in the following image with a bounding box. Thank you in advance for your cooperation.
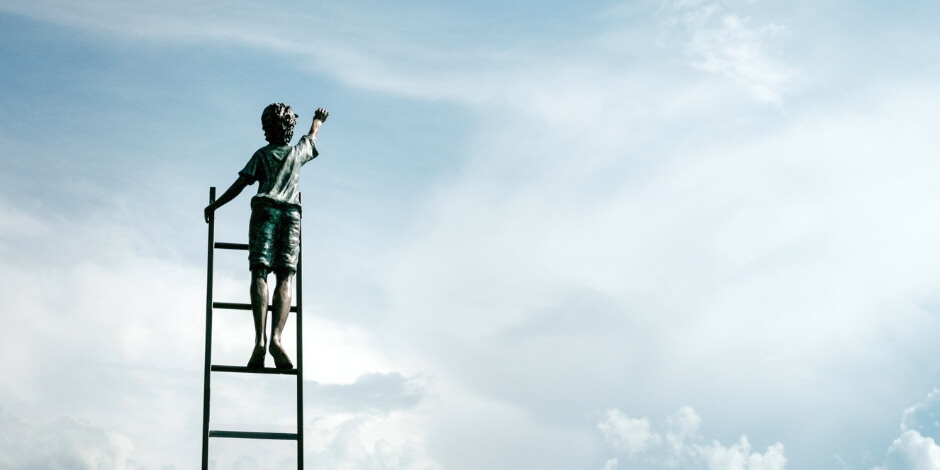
[307,107,329,141]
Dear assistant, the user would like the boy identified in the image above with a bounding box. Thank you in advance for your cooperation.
[204,103,329,369]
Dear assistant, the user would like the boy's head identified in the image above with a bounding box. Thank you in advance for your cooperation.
[261,103,298,145]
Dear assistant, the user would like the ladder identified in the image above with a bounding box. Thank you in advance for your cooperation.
[201,187,305,469]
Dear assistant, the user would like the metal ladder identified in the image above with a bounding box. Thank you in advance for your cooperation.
[201,187,305,469]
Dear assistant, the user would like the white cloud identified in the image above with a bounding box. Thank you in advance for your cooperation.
[303,412,441,470]
[599,407,787,470]
[0,195,438,469]
[598,409,662,454]
[211,406,441,470]
[4,2,940,469]
[382,74,940,449]
[0,409,140,470]
[903,389,940,440]
[876,430,940,470]
[0,202,47,240]
[0,0,492,105]
[663,0,796,104]
[665,406,703,462]
[699,438,786,470]
[304,316,404,384]
[875,390,940,470]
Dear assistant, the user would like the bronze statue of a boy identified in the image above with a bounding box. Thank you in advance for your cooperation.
[204,103,329,369]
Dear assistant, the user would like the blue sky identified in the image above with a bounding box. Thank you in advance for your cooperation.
[3,0,940,469]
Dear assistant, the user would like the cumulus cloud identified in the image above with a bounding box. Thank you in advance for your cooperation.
[698,437,786,470]
[903,389,940,440]
[665,406,703,463]
[874,391,940,470]
[875,430,940,470]
[599,407,787,470]
[598,409,662,454]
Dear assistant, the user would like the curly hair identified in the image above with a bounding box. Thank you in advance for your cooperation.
[261,103,298,145]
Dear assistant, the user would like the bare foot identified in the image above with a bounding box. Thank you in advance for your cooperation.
[269,342,293,369]
[247,345,266,368]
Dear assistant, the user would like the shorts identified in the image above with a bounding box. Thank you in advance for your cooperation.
[248,198,301,274]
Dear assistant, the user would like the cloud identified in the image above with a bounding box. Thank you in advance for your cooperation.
[598,407,787,470]
[699,438,786,470]
[662,0,797,104]
[0,408,140,470]
[0,202,47,241]
[598,409,662,454]
[903,389,940,440]
[302,412,441,470]
[4,3,940,469]
[209,401,441,470]
[0,0,496,105]
[0,0,793,114]
[875,431,940,470]
[874,390,940,470]
[665,406,703,462]
[0,193,438,469]
[306,372,429,413]
[382,72,940,447]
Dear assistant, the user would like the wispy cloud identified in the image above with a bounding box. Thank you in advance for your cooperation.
[662,0,797,104]
[381,70,940,466]
[0,0,499,104]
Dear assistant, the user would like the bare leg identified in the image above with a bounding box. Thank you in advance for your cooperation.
[269,270,294,369]
[247,268,269,368]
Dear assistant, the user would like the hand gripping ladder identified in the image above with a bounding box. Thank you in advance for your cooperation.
[201,187,305,469]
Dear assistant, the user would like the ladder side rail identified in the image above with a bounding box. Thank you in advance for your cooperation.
[296,196,304,469]
[201,187,217,470]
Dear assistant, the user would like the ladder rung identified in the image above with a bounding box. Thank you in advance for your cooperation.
[214,242,249,250]
[213,302,298,312]
[211,365,297,375]
[209,430,298,440]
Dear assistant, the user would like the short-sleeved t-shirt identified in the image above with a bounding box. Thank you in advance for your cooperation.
[239,135,318,208]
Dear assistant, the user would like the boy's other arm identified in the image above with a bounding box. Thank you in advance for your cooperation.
[307,108,329,141]
[204,174,252,223]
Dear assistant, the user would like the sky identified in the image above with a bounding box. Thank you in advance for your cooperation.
[2,0,940,469]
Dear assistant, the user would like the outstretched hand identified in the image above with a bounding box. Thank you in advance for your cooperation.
[314,107,329,122]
